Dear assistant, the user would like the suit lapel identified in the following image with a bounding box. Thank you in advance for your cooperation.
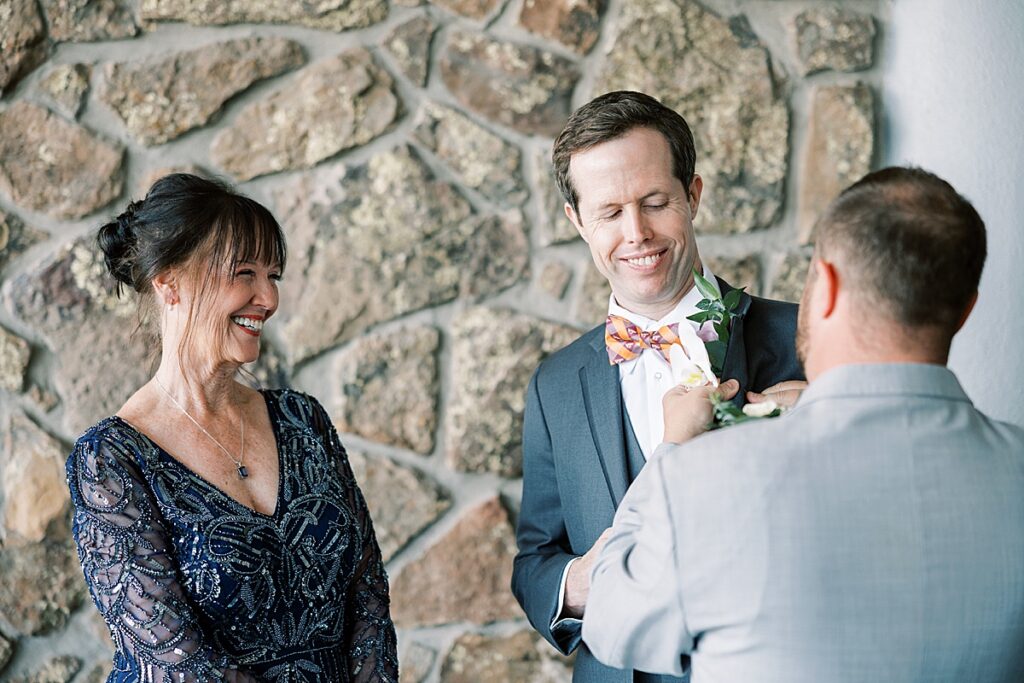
[580,334,630,506]
[717,277,751,403]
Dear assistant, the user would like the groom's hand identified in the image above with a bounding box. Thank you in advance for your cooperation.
[747,380,808,408]
[564,527,614,618]
[663,378,740,444]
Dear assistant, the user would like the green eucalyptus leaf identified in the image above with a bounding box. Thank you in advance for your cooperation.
[693,268,720,302]
[722,289,743,311]
[707,340,727,376]
[687,311,713,324]
[696,299,714,311]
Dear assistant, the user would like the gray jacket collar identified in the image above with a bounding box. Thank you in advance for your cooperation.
[794,363,970,412]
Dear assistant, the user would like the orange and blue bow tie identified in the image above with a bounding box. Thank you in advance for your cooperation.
[605,314,681,365]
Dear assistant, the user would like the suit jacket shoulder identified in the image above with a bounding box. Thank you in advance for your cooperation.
[533,324,603,385]
[737,294,804,389]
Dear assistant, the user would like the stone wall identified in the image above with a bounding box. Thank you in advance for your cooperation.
[0,1,883,680]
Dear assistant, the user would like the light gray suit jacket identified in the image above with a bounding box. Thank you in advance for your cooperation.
[583,363,1024,683]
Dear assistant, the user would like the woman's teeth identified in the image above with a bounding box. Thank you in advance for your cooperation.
[232,316,263,332]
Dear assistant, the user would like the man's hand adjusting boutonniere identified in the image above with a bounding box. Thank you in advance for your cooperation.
[660,268,807,444]
[663,379,741,444]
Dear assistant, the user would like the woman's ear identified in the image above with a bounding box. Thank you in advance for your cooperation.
[152,271,178,306]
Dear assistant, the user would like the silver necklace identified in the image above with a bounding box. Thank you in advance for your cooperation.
[154,377,249,479]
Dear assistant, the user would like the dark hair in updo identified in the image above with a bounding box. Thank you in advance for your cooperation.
[98,173,286,297]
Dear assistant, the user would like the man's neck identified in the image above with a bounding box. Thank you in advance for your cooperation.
[805,326,950,382]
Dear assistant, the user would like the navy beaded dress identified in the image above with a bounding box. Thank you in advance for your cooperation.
[66,389,399,683]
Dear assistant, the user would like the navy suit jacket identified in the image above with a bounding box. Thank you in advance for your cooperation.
[512,281,803,682]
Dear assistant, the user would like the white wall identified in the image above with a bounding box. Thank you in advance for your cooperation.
[882,0,1024,426]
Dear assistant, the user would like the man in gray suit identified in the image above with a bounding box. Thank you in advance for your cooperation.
[512,90,804,683]
[582,166,1024,682]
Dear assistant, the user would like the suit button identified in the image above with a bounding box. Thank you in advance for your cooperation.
[654,372,662,380]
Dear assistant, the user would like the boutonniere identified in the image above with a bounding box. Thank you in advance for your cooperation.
[685,268,744,377]
[708,393,786,430]
[666,268,744,391]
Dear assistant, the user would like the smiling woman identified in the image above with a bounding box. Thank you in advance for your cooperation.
[65,174,398,683]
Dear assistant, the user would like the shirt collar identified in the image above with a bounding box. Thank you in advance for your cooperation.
[607,264,718,331]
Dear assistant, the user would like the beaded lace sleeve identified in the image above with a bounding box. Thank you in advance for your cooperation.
[67,427,261,683]
[308,399,399,683]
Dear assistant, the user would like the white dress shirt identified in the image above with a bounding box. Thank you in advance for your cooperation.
[552,268,719,628]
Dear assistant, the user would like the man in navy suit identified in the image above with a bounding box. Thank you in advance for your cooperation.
[511,90,804,682]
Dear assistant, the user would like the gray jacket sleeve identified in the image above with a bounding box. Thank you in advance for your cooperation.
[583,450,694,675]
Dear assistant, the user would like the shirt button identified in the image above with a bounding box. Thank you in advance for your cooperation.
[654,372,662,380]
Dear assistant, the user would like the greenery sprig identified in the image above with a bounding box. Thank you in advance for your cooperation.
[685,268,745,377]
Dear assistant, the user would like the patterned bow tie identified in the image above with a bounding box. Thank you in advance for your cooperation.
[605,314,681,365]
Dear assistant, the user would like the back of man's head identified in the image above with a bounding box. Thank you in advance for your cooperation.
[813,166,986,344]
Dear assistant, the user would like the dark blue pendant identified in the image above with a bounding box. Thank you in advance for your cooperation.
[237,465,249,479]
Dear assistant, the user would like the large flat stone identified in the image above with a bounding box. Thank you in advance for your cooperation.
[440,31,579,137]
[40,0,138,42]
[797,84,874,244]
[347,451,449,562]
[595,0,789,233]
[574,263,610,327]
[446,308,579,477]
[771,250,812,303]
[102,37,304,146]
[390,497,522,627]
[519,0,604,54]
[539,261,572,299]
[211,49,399,180]
[7,237,151,433]
[7,656,81,683]
[441,629,573,683]
[0,0,48,95]
[0,634,13,673]
[399,641,436,683]
[791,7,875,75]
[37,63,90,119]
[0,210,46,272]
[533,149,579,246]
[430,0,501,20]
[0,102,124,220]
[140,0,388,31]
[0,325,30,393]
[384,15,437,87]
[706,254,761,297]
[414,103,527,206]
[2,412,69,546]
[334,327,440,454]
[0,537,84,635]
[274,146,528,362]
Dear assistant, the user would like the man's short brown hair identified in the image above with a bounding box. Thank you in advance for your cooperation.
[552,91,697,218]
[814,166,986,334]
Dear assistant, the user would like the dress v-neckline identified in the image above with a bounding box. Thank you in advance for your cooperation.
[113,388,284,519]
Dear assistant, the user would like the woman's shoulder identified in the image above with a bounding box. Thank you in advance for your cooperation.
[67,415,147,472]
[262,387,329,419]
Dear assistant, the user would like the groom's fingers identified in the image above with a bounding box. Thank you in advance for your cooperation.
[761,380,808,394]
[747,379,808,407]
[718,379,740,400]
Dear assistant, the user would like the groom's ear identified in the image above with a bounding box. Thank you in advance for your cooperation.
[566,203,588,243]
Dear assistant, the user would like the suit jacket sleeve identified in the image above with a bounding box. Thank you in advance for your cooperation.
[582,449,693,676]
[512,369,582,655]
